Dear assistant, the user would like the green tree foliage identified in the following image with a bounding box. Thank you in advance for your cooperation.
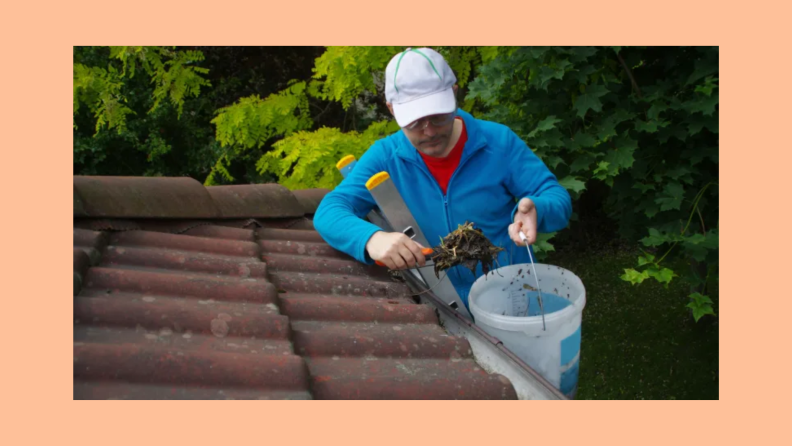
[258,120,401,190]
[73,63,135,133]
[108,46,211,117]
[73,46,216,178]
[311,46,402,108]
[73,46,511,185]
[209,46,498,188]
[207,81,314,185]
[74,46,718,321]
[74,47,210,133]
[466,46,719,320]
[308,46,505,109]
[73,46,325,180]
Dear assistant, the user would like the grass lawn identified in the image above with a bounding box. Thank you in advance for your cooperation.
[543,245,719,400]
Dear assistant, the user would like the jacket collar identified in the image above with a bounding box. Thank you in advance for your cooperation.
[393,109,488,166]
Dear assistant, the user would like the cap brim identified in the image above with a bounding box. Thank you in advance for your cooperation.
[392,88,456,128]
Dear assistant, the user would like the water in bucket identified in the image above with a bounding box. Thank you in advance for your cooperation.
[469,263,586,398]
[500,289,571,317]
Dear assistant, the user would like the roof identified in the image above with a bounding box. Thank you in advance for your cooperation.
[73,176,518,399]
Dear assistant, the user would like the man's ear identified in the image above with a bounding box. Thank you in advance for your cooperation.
[386,102,395,116]
[453,85,459,95]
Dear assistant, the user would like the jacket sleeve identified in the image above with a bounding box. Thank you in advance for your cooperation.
[313,143,389,265]
[504,130,572,233]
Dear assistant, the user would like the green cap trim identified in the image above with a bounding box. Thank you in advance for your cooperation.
[393,48,443,94]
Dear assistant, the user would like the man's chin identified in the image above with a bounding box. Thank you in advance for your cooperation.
[420,148,443,157]
[419,142,447,157]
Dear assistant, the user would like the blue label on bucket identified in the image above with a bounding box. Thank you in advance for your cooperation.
[560,358,579,396]
[560,325,581,366]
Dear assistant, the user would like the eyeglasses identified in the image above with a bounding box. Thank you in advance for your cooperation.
[402,111,457,130]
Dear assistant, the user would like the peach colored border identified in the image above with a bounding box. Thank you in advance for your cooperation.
[5,0,778,442]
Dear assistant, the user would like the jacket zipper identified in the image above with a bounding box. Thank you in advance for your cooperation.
[419,148,482,285]
[400,117,486,287]
[442,146,481,286]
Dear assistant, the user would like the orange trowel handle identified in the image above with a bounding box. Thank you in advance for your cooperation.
[375,247,434,268]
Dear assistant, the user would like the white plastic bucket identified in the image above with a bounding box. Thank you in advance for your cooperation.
[469,263,586,398]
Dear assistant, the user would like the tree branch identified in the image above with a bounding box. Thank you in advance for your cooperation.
[309,101,333,122]
[697,206,707,234]
[616,52,642,98]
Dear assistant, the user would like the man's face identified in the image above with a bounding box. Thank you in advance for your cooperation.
[401,113,457,158]
[387,85,459,158]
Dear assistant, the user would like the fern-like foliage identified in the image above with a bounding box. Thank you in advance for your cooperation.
[211,81,312,149]
[257,120,400,190]
[311,46,501,108]
[222,46,499,190]
[205,46,500,188]
[109,46,211,117]
[204,152,235,186]
[74,46,211,133]
[108,46,165,78]
[207,81,313,185]
[311,46,402,109]
[435,47,479,88]
[149,50,210,117]
[73,63,135,134]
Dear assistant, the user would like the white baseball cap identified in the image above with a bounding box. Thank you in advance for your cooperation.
[385,48,457,128]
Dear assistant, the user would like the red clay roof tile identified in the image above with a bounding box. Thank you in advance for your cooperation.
[73,176,518,400]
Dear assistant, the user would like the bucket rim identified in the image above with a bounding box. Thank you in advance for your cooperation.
[468,262,586,332]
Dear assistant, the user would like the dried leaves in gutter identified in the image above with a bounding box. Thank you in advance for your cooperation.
[431,222,504,278]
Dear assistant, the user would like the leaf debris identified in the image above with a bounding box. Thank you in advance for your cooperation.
[430,222,504,278]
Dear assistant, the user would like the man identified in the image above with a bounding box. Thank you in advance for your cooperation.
[314,47,572,309]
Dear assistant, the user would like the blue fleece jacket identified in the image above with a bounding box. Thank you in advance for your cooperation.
[314,109,572,308]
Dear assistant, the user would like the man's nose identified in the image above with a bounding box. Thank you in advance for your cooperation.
[422,124,438,136]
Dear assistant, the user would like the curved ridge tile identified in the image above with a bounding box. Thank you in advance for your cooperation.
[74,176,220,218]
[206,184,304,218]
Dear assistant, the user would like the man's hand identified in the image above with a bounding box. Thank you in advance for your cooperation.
[508,197,537,246]
[366,231,427,270]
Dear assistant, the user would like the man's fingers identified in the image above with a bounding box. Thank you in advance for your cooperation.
[521,222,536,246]
[370,233,433,270]
[397,245,418,268]
[390,252,408,270]
[406,241,427,267]
[509,221,524,246]
[510,219,538,246]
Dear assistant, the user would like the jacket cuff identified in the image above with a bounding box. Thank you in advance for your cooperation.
[358,227,381,265]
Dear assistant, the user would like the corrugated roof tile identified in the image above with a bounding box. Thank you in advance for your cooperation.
[279,294,435,324]
[109,230,261,257]
[73,176,519,400]
[72,381,313,400]
[74,342,310,391]
[291,320,467,358]
[306,357,517,400]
